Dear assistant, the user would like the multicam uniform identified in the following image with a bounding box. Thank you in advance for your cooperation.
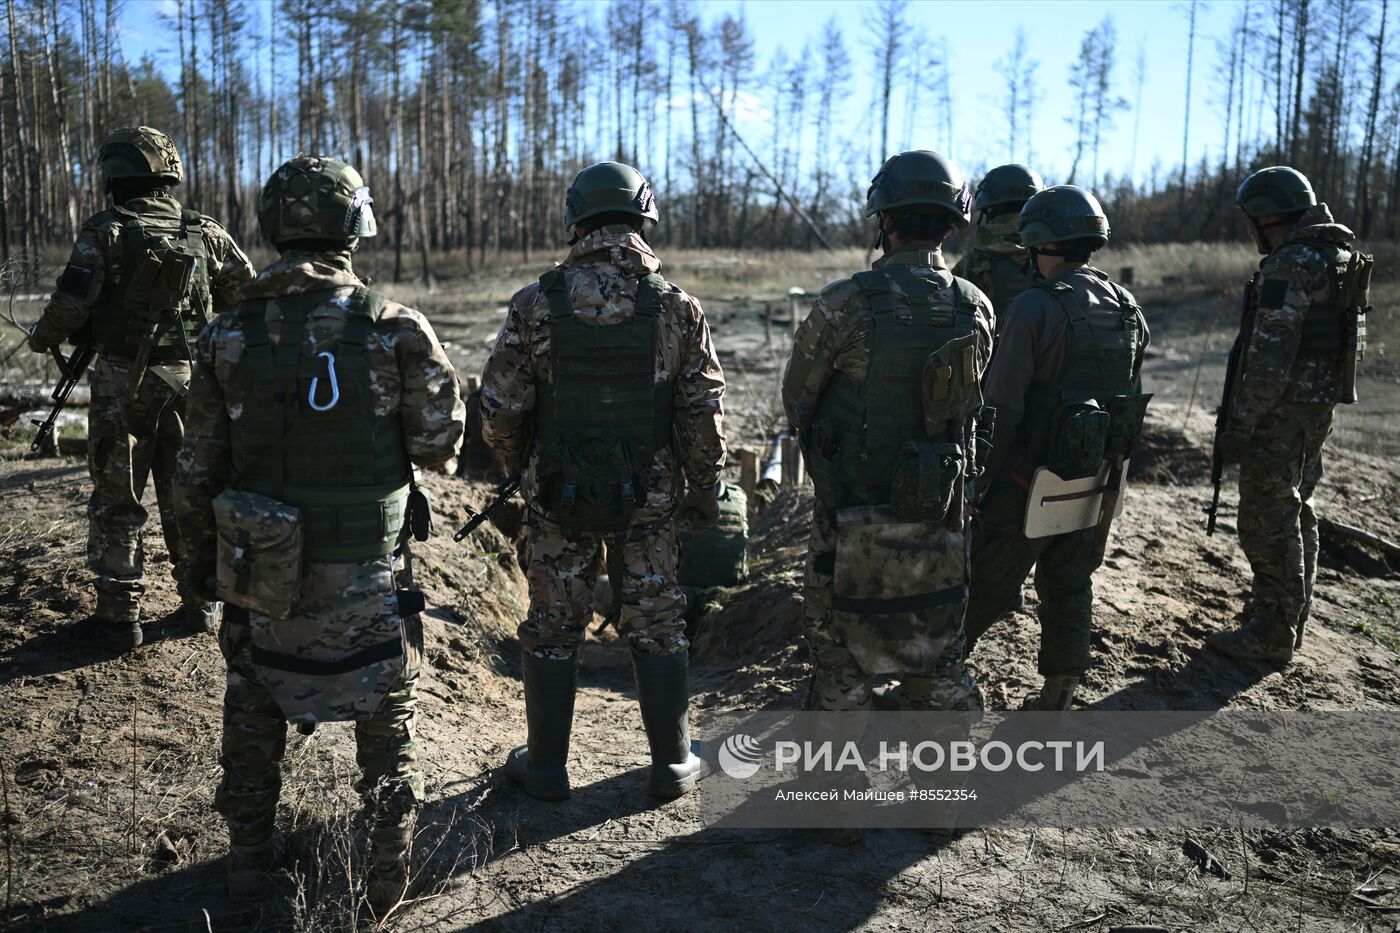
[1224,203,1358,652]
[965,262,1149,685]
[31,196,254,623]
[783,245,993,712]
[480,225,726,660]
[951,213,1037,326]
[173,251,463,888]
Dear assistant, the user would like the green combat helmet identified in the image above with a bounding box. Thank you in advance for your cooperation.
[1018,185,1110,249]
[973,164,1045,212]
[865,150,972,227]
[257,155,377,247]
[99,126,182,185]
[564,161,659,229]
[1235,166,1316,217]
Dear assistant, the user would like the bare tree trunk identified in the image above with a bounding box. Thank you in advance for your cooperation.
[6,0,36,270]
[1289,0,1308,162]
[1358,0,1387,236]
[40,0,77,240]
[1180,0,1197,209]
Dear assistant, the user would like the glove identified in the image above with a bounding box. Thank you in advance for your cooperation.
[184,555,219,604]
[27,323,52,354]
[1216,425,1253,466]
[679,481,723,529]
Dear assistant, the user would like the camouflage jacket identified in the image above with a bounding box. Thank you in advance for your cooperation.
[982,262,1150,479]
[781,244,996,432]
[31,195,255,352]
[1231,203,1353,432]
[479,225,727,509]
[174,251,465,571]
[951,214,1033,316]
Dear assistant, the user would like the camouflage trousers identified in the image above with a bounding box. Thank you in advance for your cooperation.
[85,356,201,622]
[214,604,424,848]
[965,477,1103,677]
[519,505,688,659]
[1236,400,1334,646]
[801,500,981,713]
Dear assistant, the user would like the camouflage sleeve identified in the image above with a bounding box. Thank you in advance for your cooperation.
[780,279,857,430]
[392,308,466,467]
[200,217,257,312]
[31,221,111,349]
[1231,246,1327,432]
[674,292,726,488]
[173,321,233,569]
[479,284,538,471]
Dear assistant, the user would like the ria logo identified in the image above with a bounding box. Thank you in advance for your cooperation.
[718,733,764,779]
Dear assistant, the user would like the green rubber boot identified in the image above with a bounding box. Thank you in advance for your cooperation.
[504,652,578,801]
[1019,675,1081,711]
[632,649,711,799]
[363,805,415,922]
[227,827,285,901]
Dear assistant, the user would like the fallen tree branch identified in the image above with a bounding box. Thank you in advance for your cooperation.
[1318,516,1400,566]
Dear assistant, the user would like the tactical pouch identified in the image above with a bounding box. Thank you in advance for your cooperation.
[830,506,968,676]
[890,440,962,522]
[1102,393,1152,459]
[1047,400,1110,480]
[801,418,841,503]
[920,332,985,430]
[408,482,433,542]
[213,488,304,620]
[678,483,749,588]
[540,430,644,534]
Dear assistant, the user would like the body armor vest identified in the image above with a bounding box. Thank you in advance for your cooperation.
[532,269,675,533]
[810,264,980,508]
[230,287,410,562]
[1023,275,1146,478]
[981,250,1036,322]
[92,206,212,360]
[1263,237,1365,360]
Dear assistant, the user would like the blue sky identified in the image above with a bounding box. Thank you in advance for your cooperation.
[116,0,1246,190]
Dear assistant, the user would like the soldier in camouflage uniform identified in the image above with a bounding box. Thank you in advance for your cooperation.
[782,151,992,719]
[964,186,1150,711]
[480,162,725,802]
[173,156,463,919]
[1208,167,1368,664]
[28,126,255,651]
[952,164,1044,326]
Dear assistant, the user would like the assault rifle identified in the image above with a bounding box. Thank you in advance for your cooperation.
[1206,276,1257,535]
[453,471,521,541]
[31,341,97,453]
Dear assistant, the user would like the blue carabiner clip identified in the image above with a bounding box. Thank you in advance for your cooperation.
[308,351,340,412]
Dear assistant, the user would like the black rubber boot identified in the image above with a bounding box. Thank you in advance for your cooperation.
[227,827,285,901]
[632,649,711,799]
[68,614,142,653]
[504,652,578,801]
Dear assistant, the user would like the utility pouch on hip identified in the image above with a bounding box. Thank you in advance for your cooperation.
[539,429,644,534]
[890,440,962,522]
[1047,400,1110,480]
[408,482,433,542]
[1103,393,1152,459]
[213,488,304,620]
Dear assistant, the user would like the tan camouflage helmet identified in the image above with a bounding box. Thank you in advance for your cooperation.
[99,126,182,184]
[258,155,377,246]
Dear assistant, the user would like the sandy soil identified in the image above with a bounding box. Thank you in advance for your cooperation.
[2,252,1399,932]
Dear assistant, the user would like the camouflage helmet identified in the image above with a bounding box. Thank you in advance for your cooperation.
[564,161,659,228]
[973,164,1044,211]
[1235,166,1316,217]
[1018,185,1110,248]
[257,155,377,247]
[99,126,182,184]
[865,150,972,227]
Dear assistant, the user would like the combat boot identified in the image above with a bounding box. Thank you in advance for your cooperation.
[632,648,711,799]
[187,601,223,634]
[363,806,414,922]
[504,651,578,801]
[226,827,285,901]
[1208,623,1295,664]
[1018,675,1080,711]
[68,614,142,653]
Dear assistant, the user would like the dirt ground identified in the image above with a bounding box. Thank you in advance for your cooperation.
[2,246,1399,932]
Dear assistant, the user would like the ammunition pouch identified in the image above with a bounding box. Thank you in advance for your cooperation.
[539,429,644,534]
[890,440,962,522]
[1047,400,1110,480]
[213,488,305,620]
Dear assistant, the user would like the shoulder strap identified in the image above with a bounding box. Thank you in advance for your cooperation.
[852,269,896,316]
[539,269,573,321]
[1029,279,1086,327]
[634,273,666,318]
